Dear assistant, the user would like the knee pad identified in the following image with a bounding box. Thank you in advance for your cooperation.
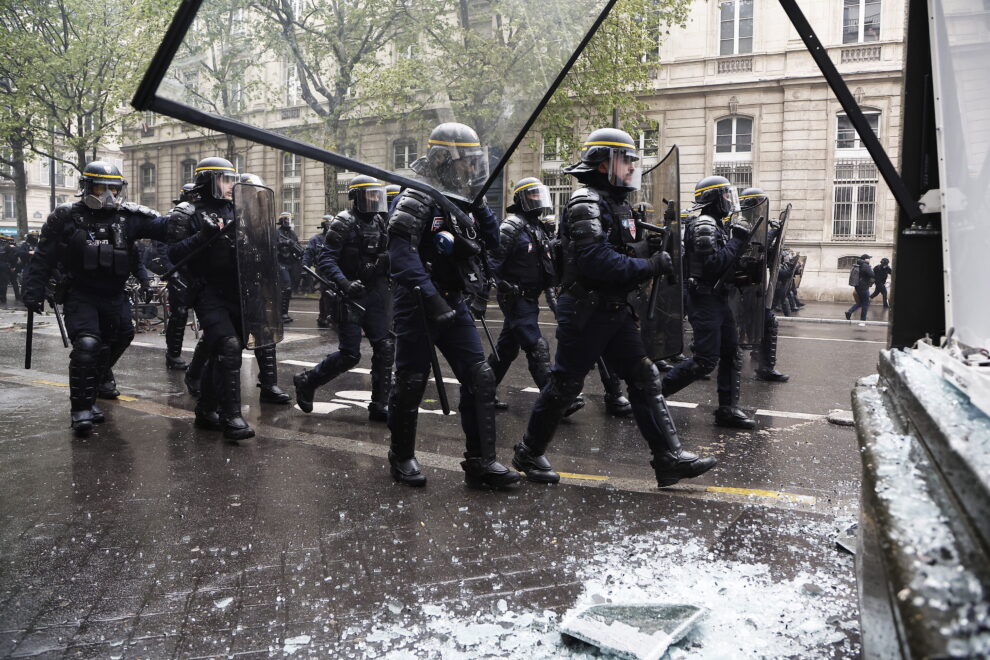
[171,304,188,319]
[71,334,102,364]
[465,360,496,399]
[371,336,395,365]
[217,335,242,367]
[338,348,362,371]
[525,337,551,365]
[546,372,583,402]
[627,357,662,396]
[393,370,428,408]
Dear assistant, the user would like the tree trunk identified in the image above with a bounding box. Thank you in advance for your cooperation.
[11,138,29,236]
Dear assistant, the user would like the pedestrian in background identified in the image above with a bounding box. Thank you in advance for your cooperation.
[870,257,891,308]
[845,254,875,322]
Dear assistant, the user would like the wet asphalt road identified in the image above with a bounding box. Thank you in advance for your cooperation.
[0,296,882,658]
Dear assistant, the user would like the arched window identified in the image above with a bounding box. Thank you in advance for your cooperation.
[713,115,753,193]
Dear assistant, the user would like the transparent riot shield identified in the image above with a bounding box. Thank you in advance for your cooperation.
[765,203,791,308]
[793,254,807,289]
[233,182,283,349]
[727,198,769,347]
[633,146,683,360]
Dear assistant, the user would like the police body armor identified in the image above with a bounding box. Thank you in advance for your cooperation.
[389,188,486,295]
[326,209,388,284]
[55,202,156,285]
[499,213,554,296]
[561,187,647,299]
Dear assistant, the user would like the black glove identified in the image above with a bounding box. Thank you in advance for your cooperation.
[23,291,44,314]
[342,280,365,298]
[423,292,456,328]
[647,231,665,252]
[468,294,487,320]
[648,251,673,277]
[730,219,751,241]
[198,215,221,239]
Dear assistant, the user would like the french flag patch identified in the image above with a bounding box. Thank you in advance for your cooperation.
[431,217,444,232]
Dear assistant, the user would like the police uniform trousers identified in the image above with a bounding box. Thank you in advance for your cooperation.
[165,278,190,356]
[63,288,135,411]
[489,295,545,382]
[661,290,740,406]
[390,288,491,455]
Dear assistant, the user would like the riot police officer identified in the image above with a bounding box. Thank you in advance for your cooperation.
[167,158,291,441]
[386,122,520,489]
[22,161,169,436]
[304,215,333,327]
[385,184,402,213]
[518,128,716,487]
[661,176,756,429]
[276,212,301,323]
[294,176,394,422]
[738,188,789,382]
[157,183,199,370]
[487,177,583,415]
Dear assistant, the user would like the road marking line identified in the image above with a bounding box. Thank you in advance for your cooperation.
[779,335,885,345]
[116,395,138,402]
[755,409,826,421]
[706,486,817,506]
[32,379,67,387]
[557,472,609,481]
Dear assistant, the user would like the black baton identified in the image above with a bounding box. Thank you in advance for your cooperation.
[52,301,69,348]
[478,315,500,363]
[24,308,33,369]
[302,265,366,315]
[414,286,450,415]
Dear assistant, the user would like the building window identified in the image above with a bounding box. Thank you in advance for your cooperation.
[335,175,350,211]
[837,256,860,269]
[232,153,245,176]
[634,123,659,158]
[40,158,71,188]
[283,152,302,180]
[833,159,878,240]
[228,80,243,113]
[541,170,574,222]
[836,111,880,150]
[282,184,300,218]
[2,194,14,219]
[392,139,417,170]
[141,163,156,192]
[715,116,753,156]
[719,0,753,56]
[285,62,302,107]
[542,137,565,162]
[712,162,753,195]
[180,159,196,184]
[843,0,881,44]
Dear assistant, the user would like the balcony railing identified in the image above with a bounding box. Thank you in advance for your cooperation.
[281,107,300,120]
[717,56,753,74]
[840,45,881,63]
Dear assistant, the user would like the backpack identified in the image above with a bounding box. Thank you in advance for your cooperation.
[848,264,860,287]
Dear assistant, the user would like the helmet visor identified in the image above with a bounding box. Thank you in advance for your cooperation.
[211,172,239,200]
[428,142,490,202]
[515,182,552,214]
[82,181,126,210]
[352,182,388,214]
[606,148,642,191]
[721,186,741,215]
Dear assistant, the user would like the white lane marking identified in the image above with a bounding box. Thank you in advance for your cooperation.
[281,360,460,384]
[778,335,885,345]
[755,409,826,421]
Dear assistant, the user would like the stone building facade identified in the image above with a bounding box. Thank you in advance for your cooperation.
[121,0,905,300]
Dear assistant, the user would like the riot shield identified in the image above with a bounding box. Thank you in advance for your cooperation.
[728,198,769,347]
[765,203,791,308]
[233,182,283,349]
[633,145,683,360]
[793,254,807,289]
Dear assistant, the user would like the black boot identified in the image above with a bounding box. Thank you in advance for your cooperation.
[256,346,291,404]
[97,369,120,399]
[194,359,223,431]
[755,314,789,382]
[628,359,716,487]
[97,335,132,399]
[69,335,101,438]
[714,406,756,429]
[90,405,105,424]
[459,361,520,490]
[493,396,509,410]
[184,339,208,398]
[281,289,293,323]
[511,442,560,484]
[293,370,317,413]
[164,309,189,370]
[217,337,254,440]
[368,337,394,423]
[388,370,428,486]
[600,364,632,417]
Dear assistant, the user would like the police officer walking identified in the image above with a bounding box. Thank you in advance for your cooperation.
[294,176,394,422]
[516,128,716,487]
[661,176,757,429]
[386,122,520,489]
[739,188,789,383]
[276,212,301,323]
[22,161,170,436]
[487,177,583,416]
[158,184,199,371]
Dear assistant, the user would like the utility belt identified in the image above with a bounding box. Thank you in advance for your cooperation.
[564,282,630,313]
[686,278,721,296]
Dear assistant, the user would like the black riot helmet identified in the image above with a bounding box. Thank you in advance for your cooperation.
[694,175,740,218]
[78,161,127,211]
[278,211,294,229]
[385,185,402,205]
[509,177,552,216]
[193,156,238,201]
[319,215,333,234]
[174,183,197,205]
[347,175,388,215]
[240,172,265,186]
[564,128,642,191]
[738,187,767,210]
[411,122,489,202]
